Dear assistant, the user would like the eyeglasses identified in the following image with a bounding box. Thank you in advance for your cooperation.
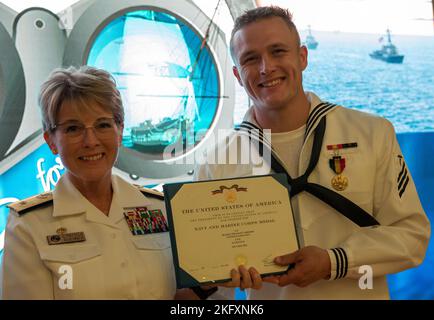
[51,117,119,142]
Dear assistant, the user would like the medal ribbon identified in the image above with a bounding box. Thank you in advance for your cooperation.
[329,156,346,174]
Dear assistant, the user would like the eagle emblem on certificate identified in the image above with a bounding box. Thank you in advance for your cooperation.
[211,184,248,203]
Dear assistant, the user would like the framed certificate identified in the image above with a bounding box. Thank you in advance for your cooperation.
[163,173,299,288]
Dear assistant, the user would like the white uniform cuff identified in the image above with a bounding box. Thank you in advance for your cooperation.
[327,248,348,280]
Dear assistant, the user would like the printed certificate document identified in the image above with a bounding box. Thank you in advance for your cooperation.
[163,173,299,288]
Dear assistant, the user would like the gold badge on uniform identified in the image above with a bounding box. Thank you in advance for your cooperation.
[47,227,86,245]
[326,142,357,191]
[329,156,348,191]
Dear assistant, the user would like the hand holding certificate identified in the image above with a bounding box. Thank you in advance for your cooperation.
[163,173,300,288]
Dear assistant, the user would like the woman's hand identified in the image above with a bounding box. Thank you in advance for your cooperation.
[218,265,263,290]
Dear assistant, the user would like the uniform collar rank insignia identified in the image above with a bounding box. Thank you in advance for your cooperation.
[7,192,53,216]
[123,207,168,236]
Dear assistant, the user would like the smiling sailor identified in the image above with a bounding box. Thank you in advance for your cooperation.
[194,6,431,299]
[0,66,178,299]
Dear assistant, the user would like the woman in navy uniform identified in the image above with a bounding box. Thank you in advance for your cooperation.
[1,66,181,299]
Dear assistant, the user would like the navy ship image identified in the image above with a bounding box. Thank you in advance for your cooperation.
[305,25,318,49]
[370,29,404,64]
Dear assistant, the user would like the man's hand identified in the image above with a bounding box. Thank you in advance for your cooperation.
[264,246,331,288]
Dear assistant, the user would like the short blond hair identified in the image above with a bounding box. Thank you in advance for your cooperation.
[39,66,124,131]
[230,6,300,64]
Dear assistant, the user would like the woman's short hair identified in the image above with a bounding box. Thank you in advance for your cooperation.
[39,65,124,132]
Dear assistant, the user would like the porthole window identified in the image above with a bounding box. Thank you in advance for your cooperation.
[87,9,220,161]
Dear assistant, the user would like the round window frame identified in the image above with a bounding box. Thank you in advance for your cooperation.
[63,0,234,179]
[85,7,221,162]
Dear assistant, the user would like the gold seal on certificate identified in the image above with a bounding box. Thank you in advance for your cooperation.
[163,174,299,288]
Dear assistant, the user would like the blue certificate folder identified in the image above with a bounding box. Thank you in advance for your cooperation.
[163,173,297,289]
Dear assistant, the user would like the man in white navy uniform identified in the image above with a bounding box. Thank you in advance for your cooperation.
[194,6,430,299]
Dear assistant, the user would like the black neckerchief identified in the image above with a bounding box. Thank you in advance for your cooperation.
[236,113,380,227]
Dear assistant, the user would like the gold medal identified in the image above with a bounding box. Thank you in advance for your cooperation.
[329,155,348,191]
[331,174,348,191]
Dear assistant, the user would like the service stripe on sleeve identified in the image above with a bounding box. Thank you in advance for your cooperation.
[331,248,348,280]
[331,248,341,280]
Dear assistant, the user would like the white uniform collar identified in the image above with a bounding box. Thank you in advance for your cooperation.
[52,174,151,220]
[241,92,338,141]
[242,92,324,124]
[52,175,86,217]
[111,174,152,209]
[107,175,152,225]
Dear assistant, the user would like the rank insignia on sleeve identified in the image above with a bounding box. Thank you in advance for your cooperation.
[397,155,410,198]
[47,227,86,245]
[329,156,348,191]
[123,207,169,235]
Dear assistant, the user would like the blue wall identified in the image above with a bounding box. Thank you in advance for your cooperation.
[387,132,434,299]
